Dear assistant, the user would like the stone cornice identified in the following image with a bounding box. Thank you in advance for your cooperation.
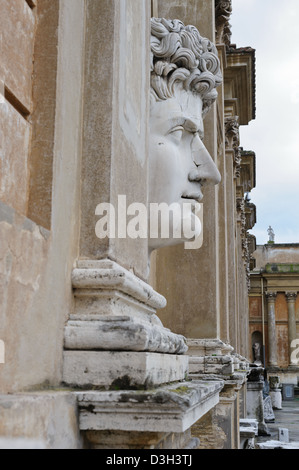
[224,46,256,125]
[239,148,256,193]
[264,263,299,274]
[76,380,224,433]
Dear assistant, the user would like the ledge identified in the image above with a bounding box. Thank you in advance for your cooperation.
[76,380,224,434]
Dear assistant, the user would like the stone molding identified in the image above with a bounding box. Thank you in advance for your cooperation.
[187,338,234,356]
[76,380,224,434]
[73,259,166,310]
[62,351,189,389]
[189,354,234,375]
[66,259,187,355]
[65,316,187,354]
[186,339,249,382]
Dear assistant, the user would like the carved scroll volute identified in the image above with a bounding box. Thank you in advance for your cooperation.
[285,291,298,302]
[225,116,241,178]
[215,0,232,46]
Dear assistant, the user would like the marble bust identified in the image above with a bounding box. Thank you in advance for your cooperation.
[252,341,262,365]
[149,18,223,254]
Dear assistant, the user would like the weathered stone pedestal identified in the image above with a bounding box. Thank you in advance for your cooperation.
[188,339,235,376]
[239,418,257,449]
[269,389,282,410]
[62,262,223,448]
[269,376,282,410]
[186,339,249,449]
[63,261,188,390]
[246,367,270,436]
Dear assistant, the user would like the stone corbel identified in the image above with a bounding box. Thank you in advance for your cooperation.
[215,0,232,46]
[225,116,241,178]
[236,197,246,232]
[225,116,240,151]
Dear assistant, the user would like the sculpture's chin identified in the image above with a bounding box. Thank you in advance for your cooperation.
[148,213,202,253]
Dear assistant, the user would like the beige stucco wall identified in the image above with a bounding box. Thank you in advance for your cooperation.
[253,244,299,270]
[80,0,151,281]
[0,0,85,394]
[151,0,221,340]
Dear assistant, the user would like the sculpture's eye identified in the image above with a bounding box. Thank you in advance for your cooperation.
[168,126,184,143]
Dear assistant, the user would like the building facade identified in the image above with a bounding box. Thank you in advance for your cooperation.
[0,0,258,449]
[250,243,299,385]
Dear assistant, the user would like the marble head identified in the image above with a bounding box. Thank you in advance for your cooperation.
[149,18,223,253]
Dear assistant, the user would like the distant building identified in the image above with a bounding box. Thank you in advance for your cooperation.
[250,243,299,384]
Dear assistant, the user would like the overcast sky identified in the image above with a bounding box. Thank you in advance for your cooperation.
[230,0,299,245]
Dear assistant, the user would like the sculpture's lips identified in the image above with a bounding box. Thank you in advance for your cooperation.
[181,191,203,203]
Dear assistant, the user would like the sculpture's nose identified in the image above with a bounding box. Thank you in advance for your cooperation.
[189,134,221,186]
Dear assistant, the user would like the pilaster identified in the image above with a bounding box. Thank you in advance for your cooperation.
[265,291,278,367]
[187,339,249,449]
[285,291,298,367]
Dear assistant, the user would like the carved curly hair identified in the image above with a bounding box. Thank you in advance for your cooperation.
[150,18,223,116]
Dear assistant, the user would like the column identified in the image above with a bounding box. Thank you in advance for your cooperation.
[285,292,298,367]
[225,117,240,352]
[265,291,278,367]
